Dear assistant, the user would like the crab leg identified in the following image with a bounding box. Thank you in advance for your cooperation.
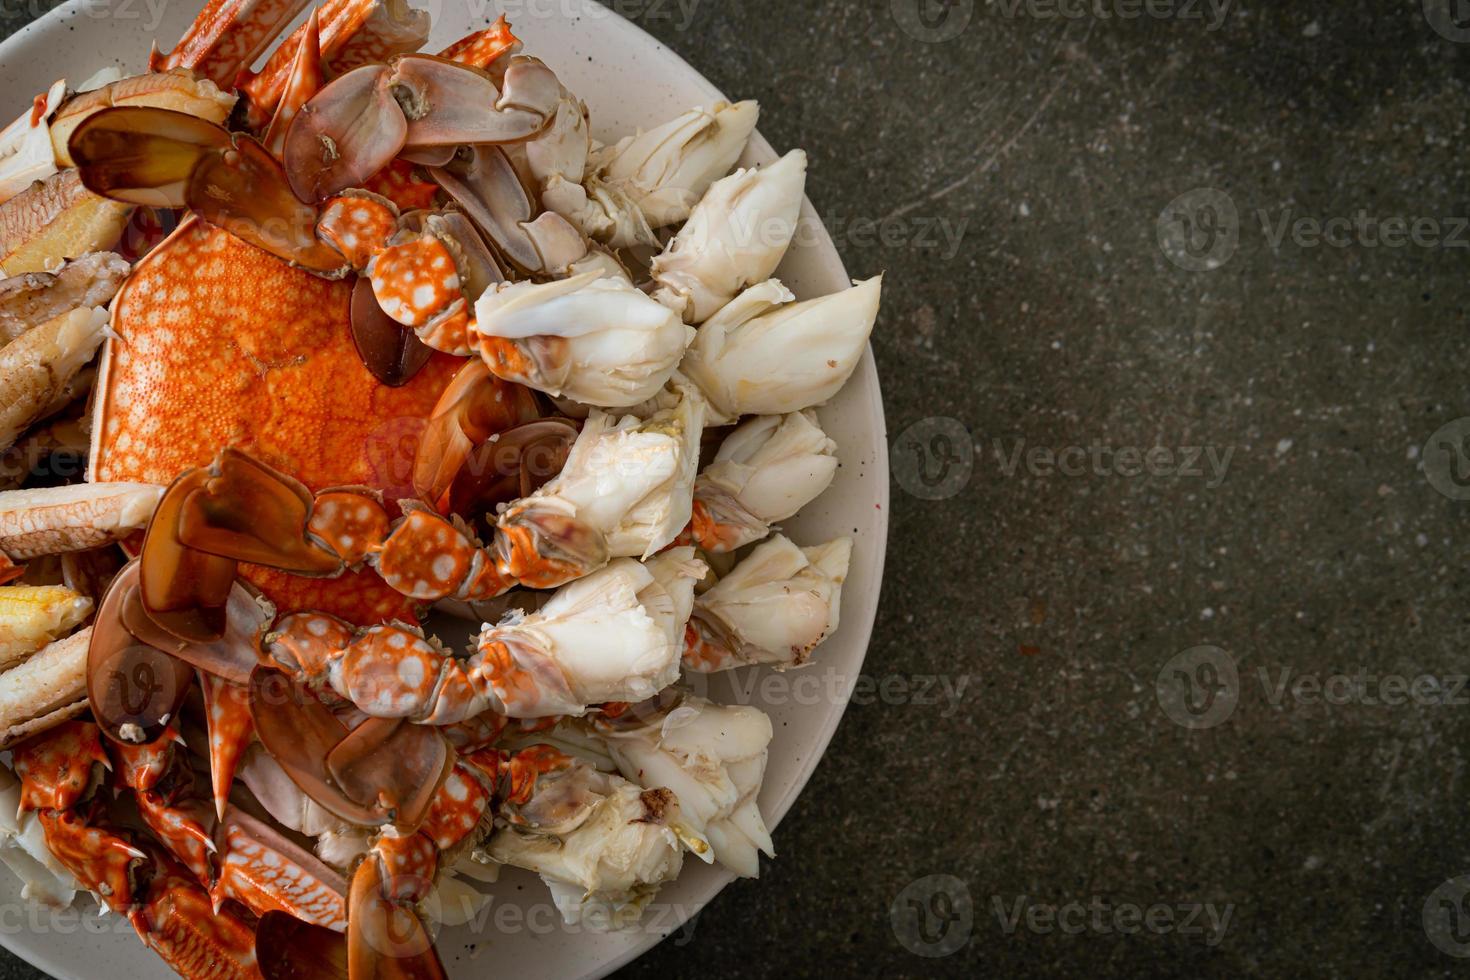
[134,440,598,640]
[0,169,134,276]
[0,307,108,451]
[212,806,349,930]
[439,15,522,69]
[0,251,129,346]
[242,0,430,129]
[259,9,324,157]
[200,671,255,820]
[134,858,263,980]
[141,396,698,617]
[68,108,540,364]
[150,0,311,88]
[153,447,519,609]
[263,550,700,724]
[0,482,161,559]
[14,721,253,977]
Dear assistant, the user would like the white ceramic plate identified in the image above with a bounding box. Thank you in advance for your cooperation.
[0,2,888,977]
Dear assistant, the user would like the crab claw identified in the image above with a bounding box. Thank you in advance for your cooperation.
[36,804,145,913]
[256,910,348,980]
[690,410,838,552]
[651,149,808,323]
[188,135,352,275]
[139,468,238,643]
[348,846,446,980]
[12,719,108,812]
[394,54,558,150]
[88,561,195,744]
[471,273,694,407]
[350,276,434,388]
[681,276,883,423]
[175,448,344,575]
[411,360,542,512]
[136,860,262,980]
[284,63,406,203]
[68,106,231,209]
[200,671,255,821]
[686,534,852,672]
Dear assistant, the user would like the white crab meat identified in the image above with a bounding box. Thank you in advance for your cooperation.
[0,585,92,671]
[472,272,693,407]
[485,754,684,927]
[687,535,852,672]
[0,306,108,452]
[541,179,652,253]
[651,149,807,323]
[695,410,838,551]
[503,384,704,562]
[0,626,90,747]
[0,481,163,559]
[478,553,703,716]
[0,761,77,907]
[0,80,66,207]
[681,275,882,424]
[0,251,129,346]
[598,691,774,878]
[592,100,759,236]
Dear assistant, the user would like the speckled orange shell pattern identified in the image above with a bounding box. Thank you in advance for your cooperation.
[94,218,462,623]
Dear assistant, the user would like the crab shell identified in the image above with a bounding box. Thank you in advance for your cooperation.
[87,215,462,624]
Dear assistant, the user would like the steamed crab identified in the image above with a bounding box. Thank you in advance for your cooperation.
[0,0,882,977]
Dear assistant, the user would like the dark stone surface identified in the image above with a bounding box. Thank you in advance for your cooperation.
[3,0,1470,977]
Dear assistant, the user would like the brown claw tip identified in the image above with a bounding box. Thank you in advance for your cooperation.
[87,561,195,745]
[67,106,232,209]
[140,467,237,644]
[350,276,434,387]
[257,911,348,980]
[187,135,350,276]
[175,448,344,576]
[348,857,447,980]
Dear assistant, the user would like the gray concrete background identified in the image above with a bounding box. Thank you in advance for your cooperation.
[3,0,1470,977]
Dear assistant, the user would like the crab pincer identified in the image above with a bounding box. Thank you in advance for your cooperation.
[283,54,561,204]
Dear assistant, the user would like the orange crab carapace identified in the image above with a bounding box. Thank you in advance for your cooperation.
[91,217,461,623]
